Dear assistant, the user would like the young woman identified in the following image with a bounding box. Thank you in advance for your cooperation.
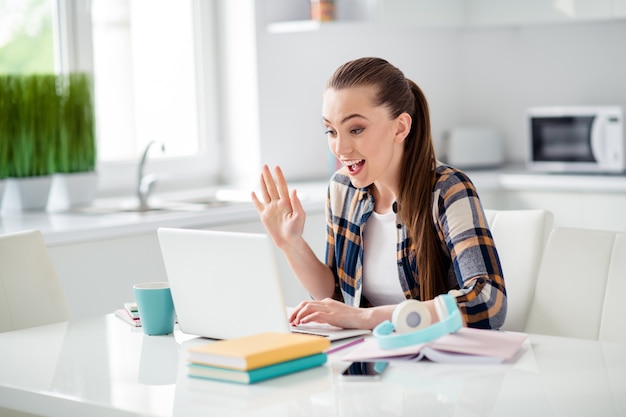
[252,57,506,330]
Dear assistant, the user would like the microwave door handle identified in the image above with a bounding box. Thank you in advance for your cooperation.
[590,116,605,163]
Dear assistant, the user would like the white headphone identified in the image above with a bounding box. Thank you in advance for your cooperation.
[373,294,462,349]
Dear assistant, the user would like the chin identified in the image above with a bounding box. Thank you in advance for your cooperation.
[347,176,371,189]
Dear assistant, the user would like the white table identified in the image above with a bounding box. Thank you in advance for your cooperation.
[0,314,624,417]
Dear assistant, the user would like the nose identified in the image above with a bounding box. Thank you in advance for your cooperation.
[331,133,351,157]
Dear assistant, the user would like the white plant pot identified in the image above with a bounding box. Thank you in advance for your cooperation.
[2,176,53,212]
[47,171,98,212]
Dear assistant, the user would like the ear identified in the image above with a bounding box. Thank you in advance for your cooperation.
[394,112,412,143]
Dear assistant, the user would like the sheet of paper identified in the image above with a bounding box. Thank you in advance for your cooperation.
[342,328,527,363]
[429,328,527,360]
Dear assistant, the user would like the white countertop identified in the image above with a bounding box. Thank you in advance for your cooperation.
[465,165,626,192]
[0,182,329,246]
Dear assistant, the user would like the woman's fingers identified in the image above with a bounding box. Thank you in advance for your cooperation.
[260,165,281,202]
[257,165,295,212]
[274,166,291,203]
[252,165,306,249]
[290,188,304,218]
[288,300,308,324]
[256,168,268,204]
[290,299,336,326]
[290,300,318,325]
[250,191,264,213]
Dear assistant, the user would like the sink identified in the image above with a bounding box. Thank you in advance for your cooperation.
[67,188,252,216]
[69,199,234,215]
[124,200,233,212]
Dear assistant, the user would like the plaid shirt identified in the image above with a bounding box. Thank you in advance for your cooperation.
[325,161,507,329]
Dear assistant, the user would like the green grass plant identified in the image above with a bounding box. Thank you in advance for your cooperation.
[0,75,13,179]
[0,72,95,178]
[58,73,96,173]
[4,75,35,177]
[34,74,61,176]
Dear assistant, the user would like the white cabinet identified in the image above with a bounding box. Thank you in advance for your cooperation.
[49,233,168,319]
[48,212,328,319]
[497,190,626,232]
[494,190,586,228]
[468,169,626,233]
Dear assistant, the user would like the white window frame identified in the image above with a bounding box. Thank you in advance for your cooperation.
[54,0,221,197]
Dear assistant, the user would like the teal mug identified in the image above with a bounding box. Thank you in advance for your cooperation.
[133,282,176,335]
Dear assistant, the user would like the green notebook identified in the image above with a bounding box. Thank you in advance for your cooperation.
[188,352,327,384]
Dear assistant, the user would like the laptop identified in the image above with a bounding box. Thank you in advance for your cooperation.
[157,227,370,341]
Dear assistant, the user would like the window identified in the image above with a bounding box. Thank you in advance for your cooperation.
[2,0,221,195]
[92,0,200,161]
[0,0,55,74]
[83,0,220,194]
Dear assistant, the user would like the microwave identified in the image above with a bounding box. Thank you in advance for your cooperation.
[527,106,625,173]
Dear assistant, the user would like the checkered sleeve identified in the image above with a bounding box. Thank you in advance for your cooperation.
[435,166,507,329]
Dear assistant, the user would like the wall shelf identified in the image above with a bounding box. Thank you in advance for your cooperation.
[267,20,323,34]
[264,0,626,34]
[266,19,376,34]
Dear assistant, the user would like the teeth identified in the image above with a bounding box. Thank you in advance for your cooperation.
[343,160,363,172]
[344,160,362,168]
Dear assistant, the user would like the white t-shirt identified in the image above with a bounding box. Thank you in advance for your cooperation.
[362,210,406,306]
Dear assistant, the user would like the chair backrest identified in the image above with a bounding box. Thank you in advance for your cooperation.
[0,230,71,332]
[525,227,625,342]
[599,233,626,343]
[484,209,553,332]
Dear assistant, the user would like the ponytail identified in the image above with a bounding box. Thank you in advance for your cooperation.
[398,80,449,301]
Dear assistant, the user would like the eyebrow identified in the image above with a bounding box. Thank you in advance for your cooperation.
[322,113,368,125]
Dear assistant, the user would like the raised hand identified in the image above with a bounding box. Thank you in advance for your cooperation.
[251,165,306,250]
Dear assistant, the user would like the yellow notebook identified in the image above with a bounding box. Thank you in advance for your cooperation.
[187,332,330,371]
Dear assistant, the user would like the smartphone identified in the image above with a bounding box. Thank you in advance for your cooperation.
[340,361,388,380]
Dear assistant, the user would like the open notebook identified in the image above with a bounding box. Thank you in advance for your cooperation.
[157,228,369,341]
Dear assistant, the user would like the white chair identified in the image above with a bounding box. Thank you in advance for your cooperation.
[525,227,625,341]
[484,209,553,332]
[0,230,71,332]
[599,233,626,343]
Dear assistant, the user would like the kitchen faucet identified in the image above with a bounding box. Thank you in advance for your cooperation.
[137,141,165,211]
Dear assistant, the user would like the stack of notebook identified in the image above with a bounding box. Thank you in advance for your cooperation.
[114,301,141,327]
[186,332,330,384]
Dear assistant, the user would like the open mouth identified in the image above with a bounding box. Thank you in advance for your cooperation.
[345,160,365,173]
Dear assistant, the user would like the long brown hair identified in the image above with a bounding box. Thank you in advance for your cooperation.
[326,57,447,300]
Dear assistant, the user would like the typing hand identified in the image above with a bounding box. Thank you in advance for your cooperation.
[289,298,366,330]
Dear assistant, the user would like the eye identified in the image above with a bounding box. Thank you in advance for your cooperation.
[324,128,337,138]
[351,127,364,135]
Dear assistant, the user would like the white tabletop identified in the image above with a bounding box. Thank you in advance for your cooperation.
[0,314,625,417]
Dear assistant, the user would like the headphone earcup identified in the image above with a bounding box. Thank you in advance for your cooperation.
[374,294,463,350]
[391,299,432,334]
[434,295,449,321]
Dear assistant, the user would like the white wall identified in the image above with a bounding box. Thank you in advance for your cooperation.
[457,20,626,163]
[242,6,626,181]
[254,24,462,181]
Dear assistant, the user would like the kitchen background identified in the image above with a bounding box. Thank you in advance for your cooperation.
[2,0,626,319]
[240,0,626,183]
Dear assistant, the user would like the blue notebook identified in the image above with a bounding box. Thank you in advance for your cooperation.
[188,353,327,384]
